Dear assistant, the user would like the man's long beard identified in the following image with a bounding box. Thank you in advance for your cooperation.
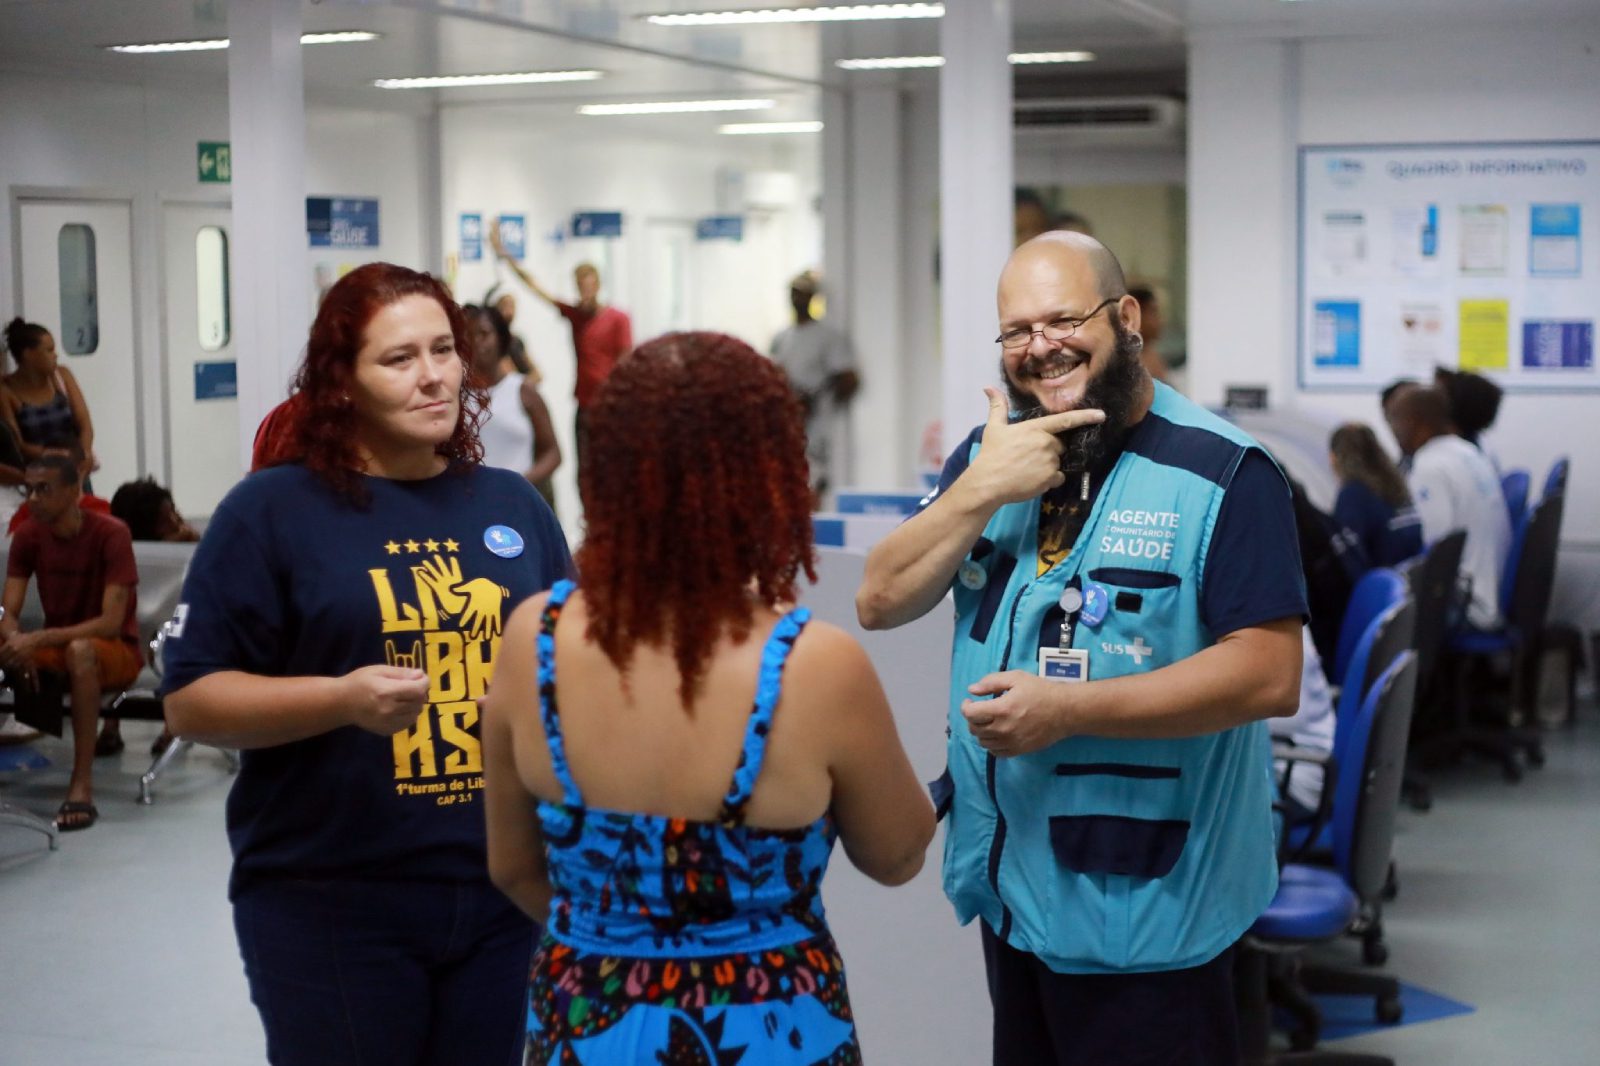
[1001,317,1148,473]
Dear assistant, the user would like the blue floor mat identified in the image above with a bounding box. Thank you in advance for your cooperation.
[1315,982,1475,1041]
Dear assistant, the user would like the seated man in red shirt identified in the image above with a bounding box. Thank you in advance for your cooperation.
[7,443,111,535]
[0,452,142,830]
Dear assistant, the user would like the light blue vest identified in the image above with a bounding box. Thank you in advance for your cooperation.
[944,383,1280,974]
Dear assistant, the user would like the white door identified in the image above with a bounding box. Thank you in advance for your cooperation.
[636,219,695,339]
[16,199,141,494]
[162,203,239,516]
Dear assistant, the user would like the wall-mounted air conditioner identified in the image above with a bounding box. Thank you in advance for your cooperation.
[1013,96,1185,144]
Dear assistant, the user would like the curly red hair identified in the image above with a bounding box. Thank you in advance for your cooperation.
[286,262,486,502]
[576,331,816,703]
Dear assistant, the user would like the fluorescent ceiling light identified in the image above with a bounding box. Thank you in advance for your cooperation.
[375,70,603,89]
[836,55,943,70]
[719,121,824,134]
[579,98,775,115]
[108,31,379,54]
[837,50,1096,70]
[645,4,942,26]
[1010,50,1096,64]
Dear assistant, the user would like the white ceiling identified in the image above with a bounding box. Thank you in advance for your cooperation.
[0,0,1593,115]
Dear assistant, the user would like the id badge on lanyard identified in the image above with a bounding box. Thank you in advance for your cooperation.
[1040,584,1090,683]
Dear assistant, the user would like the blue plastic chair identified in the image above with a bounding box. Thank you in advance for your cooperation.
[1331,568,1409,690]
[1501,469,1530,533]
[1242,653,1419,1060]
[1542,456,1569,502]
[1441,492,1564,779]
[1288,595,1413,857]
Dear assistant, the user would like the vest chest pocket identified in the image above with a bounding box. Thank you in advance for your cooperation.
[1082,568,1184,675]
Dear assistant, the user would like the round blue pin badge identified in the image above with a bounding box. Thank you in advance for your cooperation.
[483,525,525,559]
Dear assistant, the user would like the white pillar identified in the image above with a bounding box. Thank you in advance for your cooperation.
[844,86,905,490]
[1187,38,1299,408]
[939,0,1012,455]
[228,0,309,470]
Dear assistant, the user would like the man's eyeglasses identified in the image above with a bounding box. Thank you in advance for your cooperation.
[996,297,1119,351]
[21,480,63,498]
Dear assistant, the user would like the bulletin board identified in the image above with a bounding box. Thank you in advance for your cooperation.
[1298,141,1600,391]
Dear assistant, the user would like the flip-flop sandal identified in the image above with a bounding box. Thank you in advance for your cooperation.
[55,800,98,831]
[94,732,125,757]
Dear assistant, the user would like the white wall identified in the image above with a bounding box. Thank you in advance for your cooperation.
[1188,24,1600,630]
[440,104,821,534]
[0,70,431,505]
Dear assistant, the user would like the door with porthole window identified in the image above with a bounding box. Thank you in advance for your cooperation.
[162,203,238,517]
[14,197,141,495]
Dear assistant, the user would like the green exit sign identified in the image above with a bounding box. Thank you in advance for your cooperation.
[198,141,232,184]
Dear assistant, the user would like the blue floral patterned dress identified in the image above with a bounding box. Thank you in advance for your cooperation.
[526,580,860,1065]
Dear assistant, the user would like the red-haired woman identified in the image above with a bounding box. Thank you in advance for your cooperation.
[481,332,935,1064]
[163,263,570,1066]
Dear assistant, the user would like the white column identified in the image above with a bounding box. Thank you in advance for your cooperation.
[1187,37,1299,408]
[844,86,905,490]
[939,0,1012,455]
[228,0,309,470]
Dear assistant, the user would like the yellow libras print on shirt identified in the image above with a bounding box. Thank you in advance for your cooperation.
[369,537,509,805]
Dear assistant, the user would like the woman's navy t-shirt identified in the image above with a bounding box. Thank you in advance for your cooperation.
[1333,479,1424,568]
[162,463,571,898]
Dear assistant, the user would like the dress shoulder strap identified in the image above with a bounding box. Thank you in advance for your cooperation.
[536,579,582,807]
[717,606,812,827]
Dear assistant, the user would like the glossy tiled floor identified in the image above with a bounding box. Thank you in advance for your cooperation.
[2,709,1598,1065]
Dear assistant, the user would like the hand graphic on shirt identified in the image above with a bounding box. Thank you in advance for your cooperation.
[455,578,510,640]
[414,555,469,615]
[413,555,508,640]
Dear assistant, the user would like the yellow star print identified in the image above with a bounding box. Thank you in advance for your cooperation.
[424,538,440,552]
[384,541,401,555]
[404,539,421,553]
[443,538,460,553]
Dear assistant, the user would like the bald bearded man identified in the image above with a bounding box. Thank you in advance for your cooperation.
[857,232,1306,1065]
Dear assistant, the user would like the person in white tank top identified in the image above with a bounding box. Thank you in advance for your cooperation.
[468,305,561,512]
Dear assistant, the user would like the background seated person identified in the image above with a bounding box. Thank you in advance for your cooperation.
[8,442,109,535]
[1389,386,1509,630]
[0,452,142,830]
[110,477,200,543]
[1330,423,1424,567]
[1270,625,1336,826]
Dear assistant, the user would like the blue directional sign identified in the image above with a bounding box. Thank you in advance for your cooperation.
[695,215,744,241]
[194,360,238,402]
[571,211,623,239]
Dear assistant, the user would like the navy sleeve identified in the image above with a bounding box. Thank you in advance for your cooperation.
[1332,482,1383,561]
[160,506,285,695]
[1201,449,1309,637]
[914,424,985,515]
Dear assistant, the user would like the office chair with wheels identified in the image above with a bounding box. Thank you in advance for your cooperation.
[1240,652,1419,1065]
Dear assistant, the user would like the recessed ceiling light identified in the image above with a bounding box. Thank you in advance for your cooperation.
[375,70,603,89]
[107,30,380,54]
[644,4,943,27]
[718,121,824,134]
[579,98,776,115]
[837,50,1096,70]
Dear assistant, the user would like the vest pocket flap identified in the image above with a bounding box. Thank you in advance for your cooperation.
[1049,814,1190,879]
[1087,567,1182,589]
[968,551,1017,644]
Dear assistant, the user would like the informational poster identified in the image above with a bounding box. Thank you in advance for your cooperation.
[496,214,526,261]
[459,213,483,262]
[306,197,380,249]
[1299,141,1600,391]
